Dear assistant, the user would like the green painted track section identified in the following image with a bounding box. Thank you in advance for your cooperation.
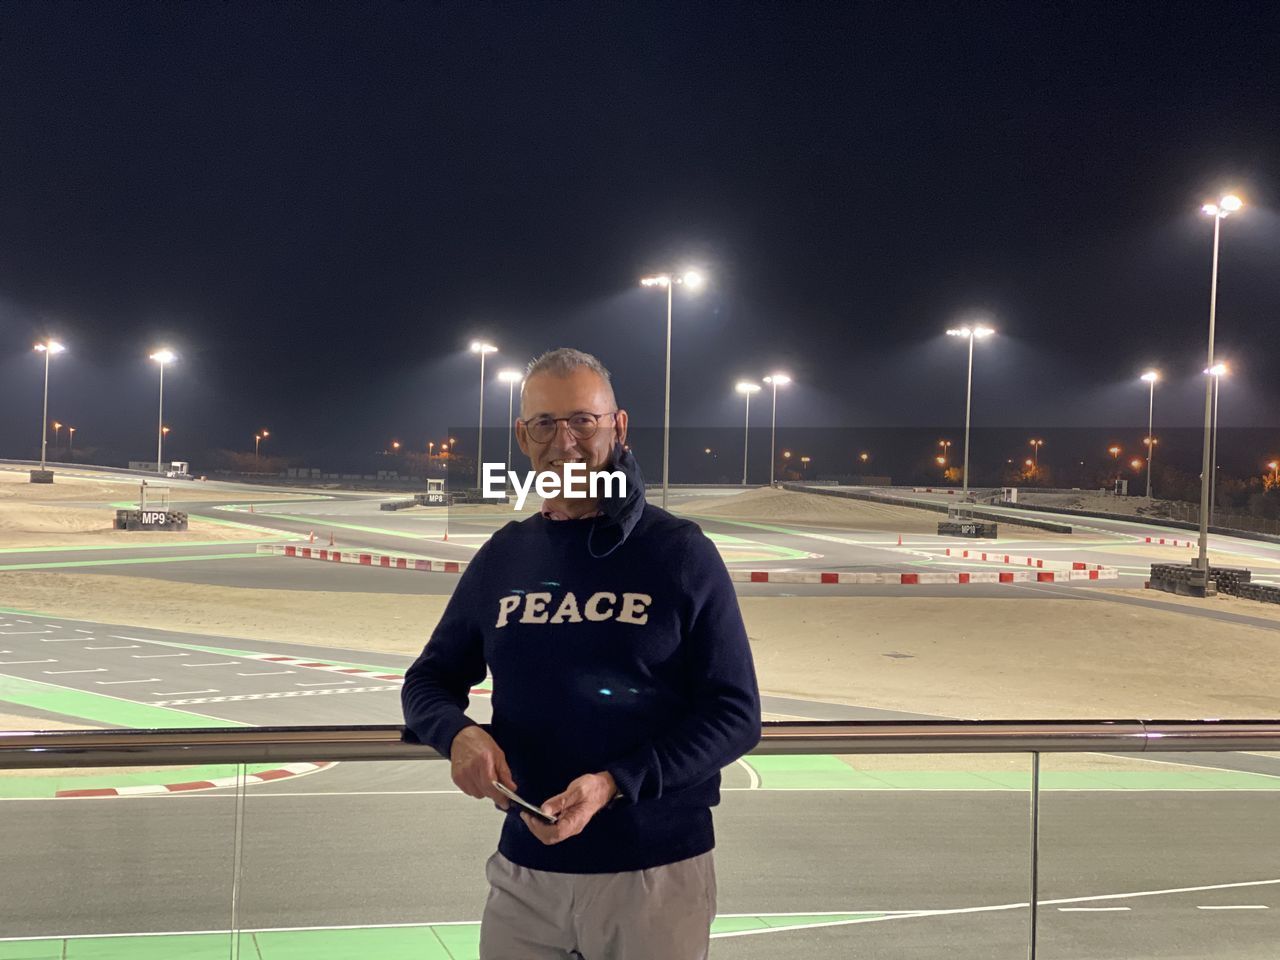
[743,754,1280,791]
[0,672,243,730]
[0,915,886,959]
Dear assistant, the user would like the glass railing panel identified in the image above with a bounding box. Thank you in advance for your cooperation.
[224,751,1036,959]
[710,750,1036,959]
[1036,749,1280,959]
[0,759,245,959]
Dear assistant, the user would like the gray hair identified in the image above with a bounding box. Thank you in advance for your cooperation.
[522,347,617,408]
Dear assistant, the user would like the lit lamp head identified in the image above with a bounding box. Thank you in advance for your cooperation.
[763,373,791,386]
[1141,370,1159,384]
[1204,363,1229,377]
[150,349,177,365]
[946,325,995,340]
[34,340,66,355]
[497,369,522,384]
[470,341,497,355]
[1202,194,1244,218]
[735,381,761,396]
[640,269,706,290]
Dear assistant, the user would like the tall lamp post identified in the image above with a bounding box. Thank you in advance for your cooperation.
[33,340,65,473]
[945,324,995,494]
[255,430,270,461]
[1029,439,1044,476]
[735,381,761,486]
[68,426,76,454]
[498,370,523,471]
[1205,363,1229,527]
[149,350,177,474]
[1140,370,1159,500]
[1195,194,1243,574]
[53,421,62,448]
[641,269,706,509]
[1268,461,1279,487]
[470,341,497,488]
[763,373,791,486]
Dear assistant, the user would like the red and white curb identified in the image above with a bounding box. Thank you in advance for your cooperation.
[1144,536,1195,548]
[56,762,334,799]
[942,548,1109,571]
[256,543,469,572]
[727,567,1116,584]
[912,487,961,495]
[246,653,407,683]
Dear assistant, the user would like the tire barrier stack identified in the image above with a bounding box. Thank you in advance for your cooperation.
[1149,562,1259,600]
[379,499,417,511]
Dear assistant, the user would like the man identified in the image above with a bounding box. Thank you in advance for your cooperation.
[402,347,761,959]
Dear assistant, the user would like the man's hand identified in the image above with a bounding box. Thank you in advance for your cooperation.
[521,772,617,845]
[450,725,517,809]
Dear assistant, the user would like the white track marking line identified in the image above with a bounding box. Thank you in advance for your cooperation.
[95,678,162,685]
[296,680,355,687]
[131,653,188,659]
[152,689,220,696]
[1058,907,1130,912]
[182,661,241,667]
[84,645,140,650]
[40,637,90,642]
[0,630,53,635]
[0,659,56,665]
[235,670,295,676]
[15,619,31,623]
[735,757,761,789]
[74,629,93,634]
[43,668,108,675]
[1197,905,1269,910]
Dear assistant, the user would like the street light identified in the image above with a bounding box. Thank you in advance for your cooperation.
[498,369,522,471]
[938,439,953,465]
[391,440,402,451]
[68,426,76,454]
[149,349,177,474]
[800,455,811,476]
[1140,370,1160,499]
[1028,439,1044,475]
[33,340,65,472]
[470,341,498,487]
[255,429,270,461]
[735,381,761,486]
[1268,460,1279,485]
[641,268,706,508]
[52,420,63,448]
[945,324,995,493]
[762,373,791,486]
[1195,194,1243,573]
[1204,362,1229,526]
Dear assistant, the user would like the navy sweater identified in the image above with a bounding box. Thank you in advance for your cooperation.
[401,504,761,874]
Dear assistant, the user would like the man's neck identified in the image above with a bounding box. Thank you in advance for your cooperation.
[542,497,601,520]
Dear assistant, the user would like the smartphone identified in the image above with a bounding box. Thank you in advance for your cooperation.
[492,781,558,825]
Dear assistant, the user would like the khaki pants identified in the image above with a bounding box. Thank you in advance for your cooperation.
[479,850,717,960]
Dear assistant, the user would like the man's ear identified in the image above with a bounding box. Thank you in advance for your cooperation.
[515,419,532,459]
[613,409,628,448]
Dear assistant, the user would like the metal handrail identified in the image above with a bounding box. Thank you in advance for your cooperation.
[3,719,1280,769]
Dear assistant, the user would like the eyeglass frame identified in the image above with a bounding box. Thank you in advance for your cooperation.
[517,410,620,444]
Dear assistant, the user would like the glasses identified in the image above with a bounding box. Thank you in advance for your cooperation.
[521,411,617,444]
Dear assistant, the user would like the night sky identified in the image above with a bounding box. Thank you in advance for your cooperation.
[1,2,1278,470]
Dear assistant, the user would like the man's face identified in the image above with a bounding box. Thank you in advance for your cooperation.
[516,368,628,483]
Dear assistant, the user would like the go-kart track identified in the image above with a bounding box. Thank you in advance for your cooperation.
[3,468,1280,959]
